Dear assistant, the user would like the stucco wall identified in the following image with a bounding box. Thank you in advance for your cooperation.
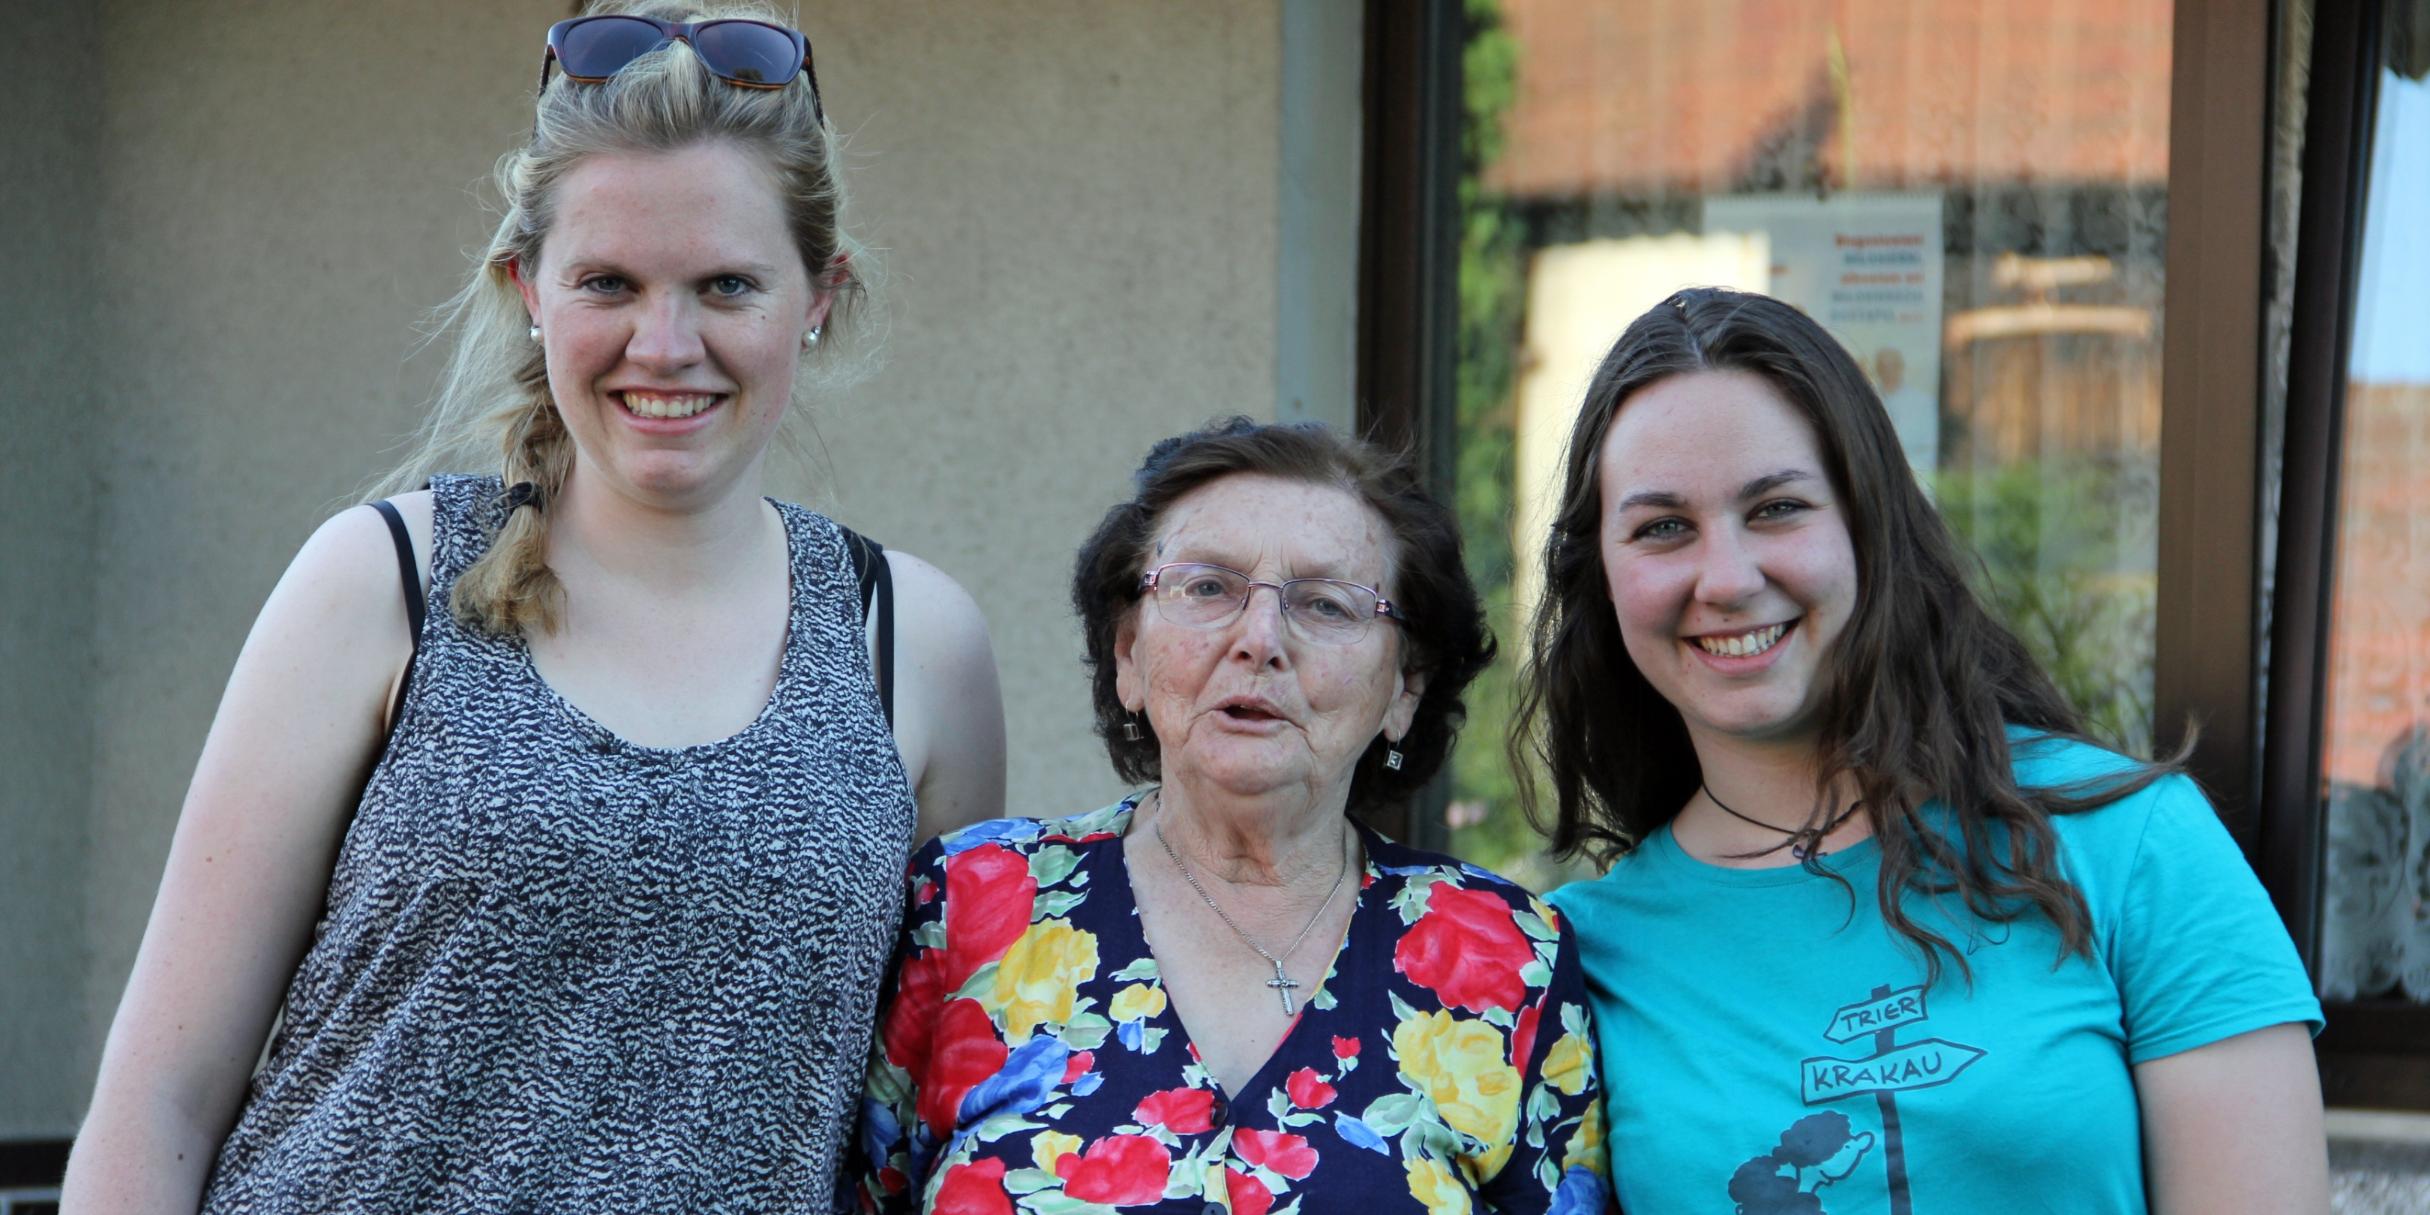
[0,3,102,1141]
[4,0,1317,1139]
[796,0,1288,821]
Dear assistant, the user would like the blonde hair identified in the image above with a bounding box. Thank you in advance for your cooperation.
[373,0,864,637]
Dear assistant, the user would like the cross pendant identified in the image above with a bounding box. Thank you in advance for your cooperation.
[1266,959,1301,1016]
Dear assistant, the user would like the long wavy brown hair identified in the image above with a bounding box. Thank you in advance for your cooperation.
[1511,287,2179,985]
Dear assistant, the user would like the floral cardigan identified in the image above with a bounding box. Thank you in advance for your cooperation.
[855,797,1609,1214]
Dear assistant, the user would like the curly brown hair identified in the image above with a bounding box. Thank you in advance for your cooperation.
[1511,288,2180,985]
[1072,418,1495,816]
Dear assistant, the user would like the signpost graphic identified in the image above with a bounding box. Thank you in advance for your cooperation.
[1800,984,1985,1214]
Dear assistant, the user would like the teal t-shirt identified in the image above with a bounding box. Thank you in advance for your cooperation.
[1546,734,2321,1215]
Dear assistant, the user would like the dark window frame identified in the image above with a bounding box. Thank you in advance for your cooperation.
[1357,0,1463,850]
[2265,0,2430,1110]
[1357,0,2430,1108]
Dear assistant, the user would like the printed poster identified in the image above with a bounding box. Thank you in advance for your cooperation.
[1704,193,1945,473]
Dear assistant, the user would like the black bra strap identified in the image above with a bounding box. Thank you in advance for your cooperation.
[369,500,424,732]
[839,526,896,728]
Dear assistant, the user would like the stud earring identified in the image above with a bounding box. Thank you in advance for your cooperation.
[802,325,823,349]
[527,324,541,342]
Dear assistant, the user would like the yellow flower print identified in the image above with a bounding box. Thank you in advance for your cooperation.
[1542,1030,1591,1095]
[1563,1093,1606,1175]
[1404,1155,1473,1215]
[1109,982,1167,1023]
[986,919,1099,1040]
[1393,1009,1520,1175]
[1032,1129,1084,1174]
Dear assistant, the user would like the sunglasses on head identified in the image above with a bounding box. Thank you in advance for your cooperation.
[541,15,823,120]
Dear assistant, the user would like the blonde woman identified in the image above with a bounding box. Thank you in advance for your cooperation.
[63,3,1002,1209]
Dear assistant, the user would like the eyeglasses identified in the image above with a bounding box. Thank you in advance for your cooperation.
[540,15,823,120]
[1139,562,1403,646]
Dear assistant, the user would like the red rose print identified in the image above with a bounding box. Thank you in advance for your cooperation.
[1393,883,1531,1013]
[1234,1129,1319,1180]
[1285,1067,1336,1110]
[917,998,1007,1136]
[881,949,949,1069]
[1511,1000,1542,1070]
[1225,1166,1276,1215]
[943,844,1037,987]
[1055,1134,1173,1204]
[932,1157,1013,1215]
[1064,1049,1096,1084]
[1132,1086,1216,1133]
[1332,1034,1362,1059]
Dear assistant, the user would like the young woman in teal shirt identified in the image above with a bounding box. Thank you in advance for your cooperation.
[1515,288,2325,1214]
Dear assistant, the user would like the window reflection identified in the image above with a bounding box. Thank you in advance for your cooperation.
[1449,0,2173,884]
[2317,10,2430,1004]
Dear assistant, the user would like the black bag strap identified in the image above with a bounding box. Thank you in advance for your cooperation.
[839,525,896,728]
[369,499,424,734]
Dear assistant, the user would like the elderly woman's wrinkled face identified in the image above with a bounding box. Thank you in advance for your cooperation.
[1115,474,1424,808]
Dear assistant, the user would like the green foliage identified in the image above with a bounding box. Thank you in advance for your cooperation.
[1934,457,2159,756]
[1454,0,1523,599]
[1444,0,1591,891]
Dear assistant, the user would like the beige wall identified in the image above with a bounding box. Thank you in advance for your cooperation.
[0,2,103,1143]
[2,0,1345,1138]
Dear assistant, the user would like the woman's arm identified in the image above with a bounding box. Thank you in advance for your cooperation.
[61,501,422,1212]
[879,549,1005,845]
[2135,1022,2328,1215]
[2088,771,2327,1215]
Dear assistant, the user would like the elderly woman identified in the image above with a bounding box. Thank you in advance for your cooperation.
[65,3,1002,1210]
[857,418,1609,1214]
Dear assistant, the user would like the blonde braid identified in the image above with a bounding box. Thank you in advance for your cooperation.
[449,385,576,636]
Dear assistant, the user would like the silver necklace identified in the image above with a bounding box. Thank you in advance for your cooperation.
[1150,794,1351,1016]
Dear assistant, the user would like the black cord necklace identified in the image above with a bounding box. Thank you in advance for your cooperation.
[1699,783,1862,860]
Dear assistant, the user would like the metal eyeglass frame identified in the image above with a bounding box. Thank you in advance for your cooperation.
[1137,562,1404,643]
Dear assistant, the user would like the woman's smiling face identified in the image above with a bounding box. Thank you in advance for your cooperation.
[518,141,827,509]
[1114,474,1423,808]
[1596,369,1858,753]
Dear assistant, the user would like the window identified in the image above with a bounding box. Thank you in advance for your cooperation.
[1380,0,2181,883]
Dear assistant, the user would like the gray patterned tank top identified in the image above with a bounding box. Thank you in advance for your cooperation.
[202,474,917,1213]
